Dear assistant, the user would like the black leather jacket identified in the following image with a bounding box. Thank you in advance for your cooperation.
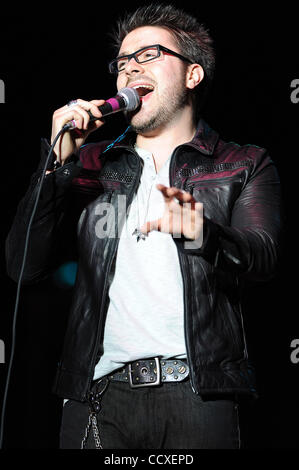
[6,119,281,401]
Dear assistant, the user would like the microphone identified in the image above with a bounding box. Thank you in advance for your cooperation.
[64,87,140,130]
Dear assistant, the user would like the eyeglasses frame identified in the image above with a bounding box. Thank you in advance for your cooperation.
[109,43,193,74]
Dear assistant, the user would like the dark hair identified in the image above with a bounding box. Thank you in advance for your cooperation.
[110,3,216,114]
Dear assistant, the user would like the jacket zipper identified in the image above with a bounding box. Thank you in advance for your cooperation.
[87,147,142,396]
[186,176,243,189]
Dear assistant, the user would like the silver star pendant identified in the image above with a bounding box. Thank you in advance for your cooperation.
[132,228,148,242]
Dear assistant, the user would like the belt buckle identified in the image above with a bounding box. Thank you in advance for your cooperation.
[128,357,161,388]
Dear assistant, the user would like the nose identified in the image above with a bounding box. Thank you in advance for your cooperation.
[125,57,144,75]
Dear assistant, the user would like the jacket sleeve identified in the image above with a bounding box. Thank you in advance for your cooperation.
[175,149,282,282]
[5,138,83,284]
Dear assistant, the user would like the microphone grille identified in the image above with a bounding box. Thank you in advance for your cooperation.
[117,87,140,111]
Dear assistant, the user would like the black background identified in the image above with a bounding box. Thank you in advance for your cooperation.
[0,0,298,449]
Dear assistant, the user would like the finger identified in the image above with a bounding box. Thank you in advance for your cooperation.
[76,100,106,128]
[56,109,85,130]
[88,99,106,119]
[90,99,106,108]
[64,99,105,121]
[66,103,103,130]
[55,106,89,130]
[174,191,195,203]
[156,185,179,200]
[156,184,195,203]
[140,218,161,234]
[176,199,202,213]
[73,106,93,129]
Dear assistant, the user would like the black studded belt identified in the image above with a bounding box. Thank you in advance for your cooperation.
[107,357,189,388]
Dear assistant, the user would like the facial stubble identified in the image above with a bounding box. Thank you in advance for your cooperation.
[129,76,189,134]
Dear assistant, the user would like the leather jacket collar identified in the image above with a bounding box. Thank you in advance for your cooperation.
[110,118,220,156]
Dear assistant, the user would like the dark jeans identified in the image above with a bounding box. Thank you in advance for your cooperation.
[60,379,241,449]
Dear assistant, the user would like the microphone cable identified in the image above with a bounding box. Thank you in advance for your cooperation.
[0,124,69,449]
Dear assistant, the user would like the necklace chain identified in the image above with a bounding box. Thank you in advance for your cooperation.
[132,176,156,242]
[132,146,157,242]
[132,146,171,242]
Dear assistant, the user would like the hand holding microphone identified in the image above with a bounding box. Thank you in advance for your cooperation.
[50,88,140,165]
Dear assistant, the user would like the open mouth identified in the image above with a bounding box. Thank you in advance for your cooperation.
[132,84,154,101]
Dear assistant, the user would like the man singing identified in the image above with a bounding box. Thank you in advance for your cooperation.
[6,3,281,449]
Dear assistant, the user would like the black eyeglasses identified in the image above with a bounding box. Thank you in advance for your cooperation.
[109,44,193,74]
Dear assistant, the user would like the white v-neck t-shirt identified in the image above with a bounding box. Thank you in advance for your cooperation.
[93,146,186,380]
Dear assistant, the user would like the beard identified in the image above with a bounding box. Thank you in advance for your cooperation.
[129,79,189,134]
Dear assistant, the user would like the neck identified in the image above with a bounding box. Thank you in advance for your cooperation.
[135,107,196,172]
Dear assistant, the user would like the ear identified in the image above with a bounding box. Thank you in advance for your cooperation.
[186,64,204,90]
